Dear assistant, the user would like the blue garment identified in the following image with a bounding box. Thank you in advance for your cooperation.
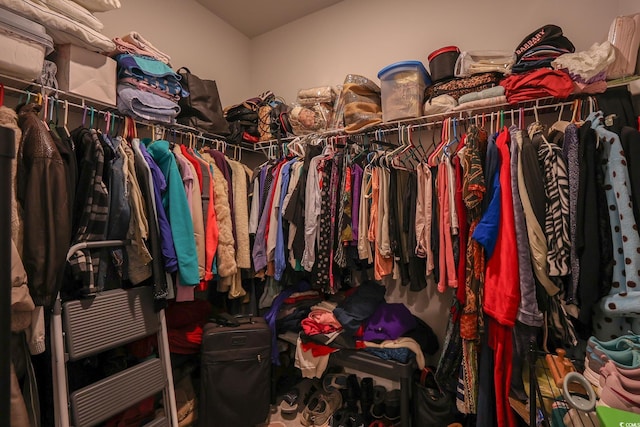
[264,280,311,364]
[589,111,640,317]
[119,68,188,98]
[252,162,283,271]
[117,84,180,124]
[138,142,178,273]
[145,139,199,285]
[116,54,181,80]
[274,159,297,280]
[473,162,501,259]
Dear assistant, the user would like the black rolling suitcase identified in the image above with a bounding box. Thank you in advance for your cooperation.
[199,315,271,427]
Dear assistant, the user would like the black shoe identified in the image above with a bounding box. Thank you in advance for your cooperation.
[359,377,374,423]
[343,374,360,412]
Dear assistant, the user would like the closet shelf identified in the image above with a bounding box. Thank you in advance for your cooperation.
[250,75,639,154]
[0,72,260,155]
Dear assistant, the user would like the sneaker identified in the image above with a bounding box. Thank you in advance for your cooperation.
[301,389,343,427]
[586,334,640,372]
[599,366,640,414]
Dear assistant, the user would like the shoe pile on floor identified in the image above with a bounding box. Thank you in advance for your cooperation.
[276,372,401,427]
[583,334,640,414]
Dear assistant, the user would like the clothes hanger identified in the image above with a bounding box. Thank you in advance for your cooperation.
[0,83,4,106]
[428,118,449,167]
[549,103,570,134]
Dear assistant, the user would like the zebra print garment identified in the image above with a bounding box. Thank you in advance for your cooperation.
[537,133,571,277]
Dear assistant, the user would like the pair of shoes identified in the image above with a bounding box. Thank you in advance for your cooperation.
[331,409,366,427]
[323,373,349,393]
[383,390,401,421]
[586,334,640,372]
[301,389,343,427]
[370,386,386,419]
[598,363,640,414]
[278,386,300,419]
[344,375,361,412]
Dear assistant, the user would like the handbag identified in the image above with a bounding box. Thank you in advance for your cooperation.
[176,67,230,136]
[412,367,455,426]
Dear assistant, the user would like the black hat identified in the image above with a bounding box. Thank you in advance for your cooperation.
[514,25,575,61]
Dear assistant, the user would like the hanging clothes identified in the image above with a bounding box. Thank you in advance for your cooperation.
[145,139,199,286]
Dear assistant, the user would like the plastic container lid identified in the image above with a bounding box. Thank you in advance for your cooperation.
[0,6,53,54]
[428,46,460,61]
[378,60,430,84]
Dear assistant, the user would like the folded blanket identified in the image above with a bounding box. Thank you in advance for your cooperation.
[122,32,171,65]
[118,69,188,98]
[451,95,508,111]
[119,78,181,103]
[110,37,168,64]
[38,0,103,30]
[117,84,180,124]
[457,85,505,105]
[423,94,457,116]
[0,0,114,52]
[116,53,178,79]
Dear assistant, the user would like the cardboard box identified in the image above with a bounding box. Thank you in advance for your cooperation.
[55,44,116,106]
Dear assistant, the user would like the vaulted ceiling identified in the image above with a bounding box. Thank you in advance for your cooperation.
[195,0,344,38]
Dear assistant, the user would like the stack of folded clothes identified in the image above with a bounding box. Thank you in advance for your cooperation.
[110,34,187,124]
[583,334,640,414]
[552,41,616,95]
[512,24,576,74]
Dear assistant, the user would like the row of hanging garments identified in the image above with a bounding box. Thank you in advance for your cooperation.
[9,99,254,311]
[248,101,640,426]
[433,108,640,427]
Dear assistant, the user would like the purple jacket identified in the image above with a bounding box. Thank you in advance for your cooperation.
[139,143,178,273]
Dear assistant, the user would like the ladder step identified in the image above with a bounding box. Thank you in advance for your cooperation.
[144,417,170,427]
[63,287,159,360]
[70,358,166,427]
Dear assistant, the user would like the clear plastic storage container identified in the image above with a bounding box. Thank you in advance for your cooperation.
[0,7,53,80]
[378,61,431,122]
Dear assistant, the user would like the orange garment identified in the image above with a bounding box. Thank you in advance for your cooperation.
[192,155,218,285]
[437,162,458,292]
[368,167,393,280]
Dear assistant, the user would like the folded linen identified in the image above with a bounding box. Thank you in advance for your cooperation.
[118,69,188,98]
[117,84,180,124]
[71,0,120,13]
[116,53,179,80]
[552,42,616,82]
[451,95,508,111]
[111,37,168,64]
[457,85,505,105]
[122,31,171,65]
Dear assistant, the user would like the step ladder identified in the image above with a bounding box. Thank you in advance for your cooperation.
[52,240,178,427]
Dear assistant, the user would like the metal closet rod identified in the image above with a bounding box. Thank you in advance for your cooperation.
[256,97,580,153]
[0,78,259,155]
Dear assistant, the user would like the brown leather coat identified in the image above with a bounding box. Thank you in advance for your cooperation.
[16,103,71,308]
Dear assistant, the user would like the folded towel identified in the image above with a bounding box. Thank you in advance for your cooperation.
[451,95,508,111]
[458,85,505,105]
[117,84,180,124]
[122,32,171,65]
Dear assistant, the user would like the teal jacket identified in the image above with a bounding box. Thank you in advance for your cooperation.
[144,139,199,285]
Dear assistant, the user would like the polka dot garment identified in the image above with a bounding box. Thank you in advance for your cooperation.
[590,111,640,318]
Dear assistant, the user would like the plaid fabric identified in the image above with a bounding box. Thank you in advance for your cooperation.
[68,129,109,292]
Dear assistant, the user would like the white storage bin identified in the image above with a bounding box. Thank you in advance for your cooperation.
[0,7,53,80]
[54,44,117,106]
[378,61,431,122]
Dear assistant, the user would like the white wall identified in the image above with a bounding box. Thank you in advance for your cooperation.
[95,0,252,107]
[250,0,620,104]
[619,0,640,16]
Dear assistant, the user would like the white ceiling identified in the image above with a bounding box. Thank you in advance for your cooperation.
[195,0,344,38]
